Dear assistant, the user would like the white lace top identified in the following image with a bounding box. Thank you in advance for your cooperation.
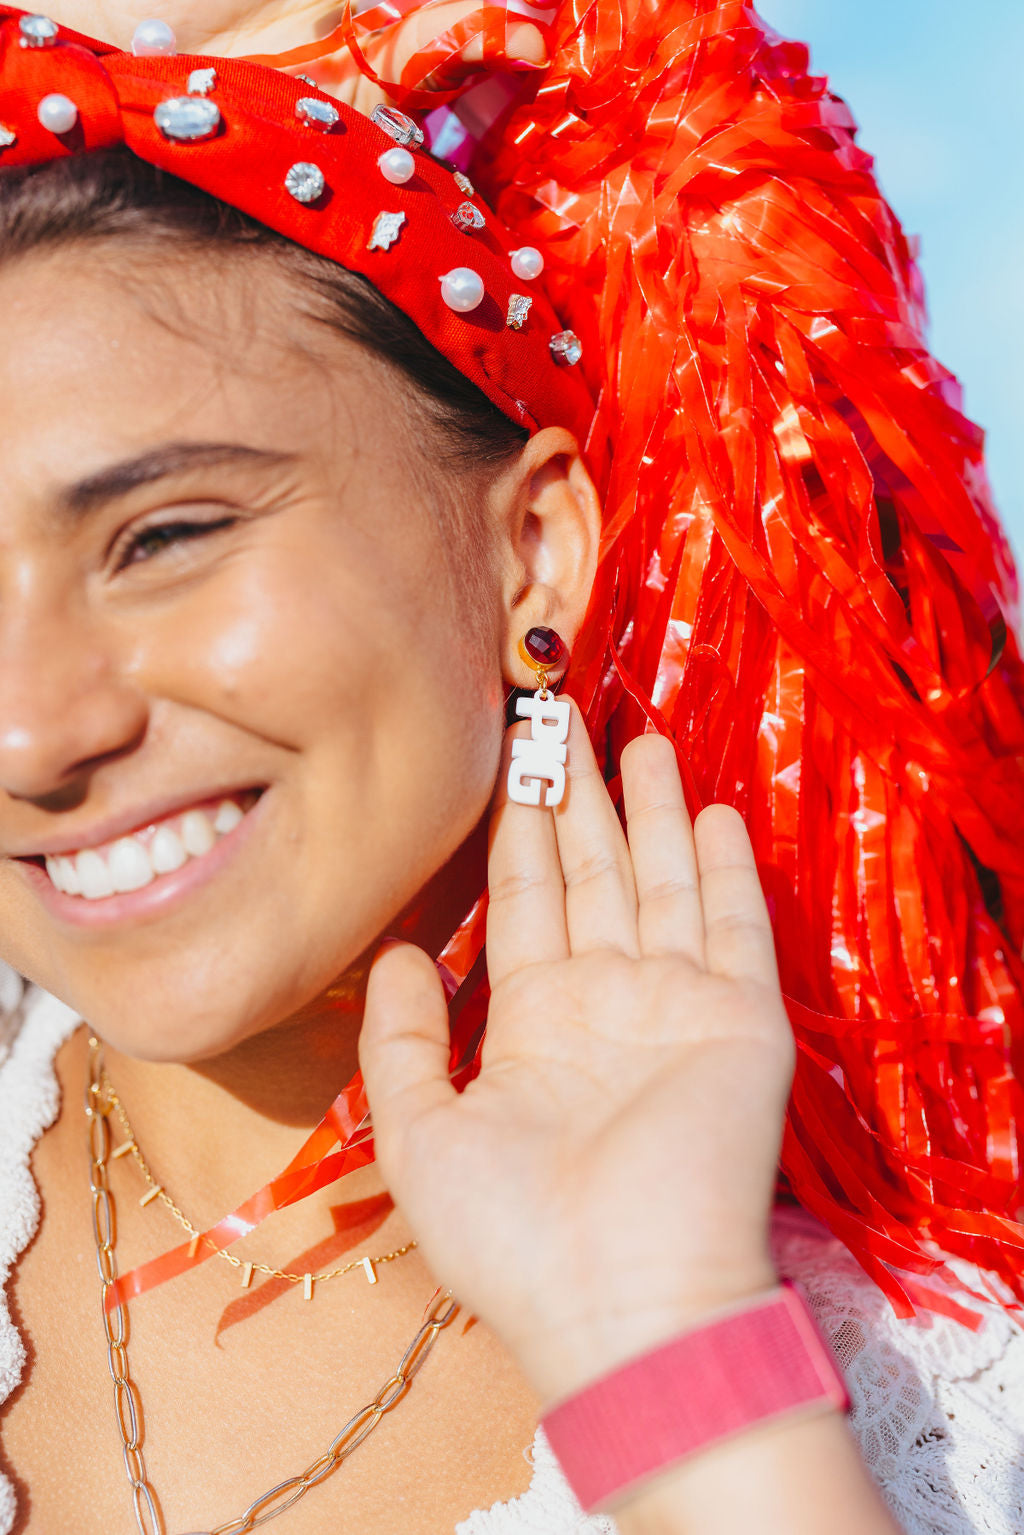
[1,975,1022,1535]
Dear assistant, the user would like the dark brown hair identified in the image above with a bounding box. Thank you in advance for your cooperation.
[0,148,530,470]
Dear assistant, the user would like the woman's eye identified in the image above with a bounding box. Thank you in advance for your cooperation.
[115,516,238,570]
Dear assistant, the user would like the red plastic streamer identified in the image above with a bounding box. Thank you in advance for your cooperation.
[368,0,1024,1320]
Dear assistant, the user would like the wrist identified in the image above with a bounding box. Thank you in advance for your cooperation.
[536,1279,851,1518]
[515,1262,782,1407]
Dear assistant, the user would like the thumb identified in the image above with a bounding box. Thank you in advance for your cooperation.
[360,941,456,1185]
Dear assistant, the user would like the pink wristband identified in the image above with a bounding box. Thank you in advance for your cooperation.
[539,1279,849,1513]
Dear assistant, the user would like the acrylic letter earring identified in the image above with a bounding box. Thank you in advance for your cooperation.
[507,627,572,809]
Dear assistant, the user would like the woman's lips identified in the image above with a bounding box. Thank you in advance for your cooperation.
[15,789,267,929]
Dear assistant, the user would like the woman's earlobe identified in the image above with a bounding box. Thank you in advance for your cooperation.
[497,428,602,669]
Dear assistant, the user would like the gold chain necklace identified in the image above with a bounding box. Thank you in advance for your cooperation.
[95,1058,417,1299]
[86,1037,458,1535]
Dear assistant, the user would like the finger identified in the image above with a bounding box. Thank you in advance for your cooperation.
[694,806,781,988]
[359,942,455,1184]
[459,20,549,67]
[621,734,704,963]
[553,699,639,956]
[486,721,570,989]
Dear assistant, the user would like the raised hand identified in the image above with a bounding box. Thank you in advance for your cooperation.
[360,702,796,1403]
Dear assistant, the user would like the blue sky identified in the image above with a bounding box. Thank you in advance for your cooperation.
[758,1,1024,563]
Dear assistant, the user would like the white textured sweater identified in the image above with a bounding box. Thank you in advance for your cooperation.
[2,973,1023,1535]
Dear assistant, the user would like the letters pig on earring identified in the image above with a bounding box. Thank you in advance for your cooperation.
[507,627,572,809]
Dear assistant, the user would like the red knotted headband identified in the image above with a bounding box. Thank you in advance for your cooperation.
[0,5,594,444]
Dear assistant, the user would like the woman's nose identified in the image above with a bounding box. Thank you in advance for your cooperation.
[0,607,148,802]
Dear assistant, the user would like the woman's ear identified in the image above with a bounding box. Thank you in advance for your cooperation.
[492,426,602,689]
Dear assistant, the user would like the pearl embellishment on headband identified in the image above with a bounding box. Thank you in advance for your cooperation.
[131,19,177,56]
[440,268,485,313]
[37,94,78,135]
[154,96,222,142]
[370,104,425,149]
[378,148,415,185]
[296,97,340,132]
[285,163,326,204]
[511,247,545,281]
[19,14,58,48]
[451,201,486,233]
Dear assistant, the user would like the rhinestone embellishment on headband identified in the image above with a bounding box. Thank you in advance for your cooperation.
[187,67,218,97]
[154,96,222,143]
[19,14,58,47]
[453,171,475,196]
[0,125,16,150]
[370,104,424,149]
[368,211,407,251]
[451,201,486,233]
[507,295,533,331]
[550,330,583,366]
[296,97,340,132]
[285,163,326,204]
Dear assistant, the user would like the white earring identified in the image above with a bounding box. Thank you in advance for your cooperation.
[507,629,571,809]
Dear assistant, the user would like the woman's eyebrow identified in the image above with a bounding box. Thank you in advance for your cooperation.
[55,442,300,522]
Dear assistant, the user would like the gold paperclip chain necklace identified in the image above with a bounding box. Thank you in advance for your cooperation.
[96,1059,418,1298]
[86,1037,458,1535]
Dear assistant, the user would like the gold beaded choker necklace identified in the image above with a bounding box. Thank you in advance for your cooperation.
[94,1057,417,1299]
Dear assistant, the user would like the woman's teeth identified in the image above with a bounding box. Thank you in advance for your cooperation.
[45,798,247,900]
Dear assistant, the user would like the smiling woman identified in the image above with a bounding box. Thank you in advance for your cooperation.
[0,152,564,1063]
[1,5,1023,1535]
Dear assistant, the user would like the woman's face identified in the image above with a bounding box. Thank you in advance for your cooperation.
[0,245,512,1061]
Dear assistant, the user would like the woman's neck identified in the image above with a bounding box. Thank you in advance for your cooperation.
[90,819,488,1240]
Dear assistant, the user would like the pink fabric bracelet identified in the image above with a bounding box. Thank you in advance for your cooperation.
[540,1279,850,1513]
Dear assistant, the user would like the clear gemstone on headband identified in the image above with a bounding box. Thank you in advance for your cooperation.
[550,330,583,366]
[295,73,318,87]
[440,267,485,313]
[370,104,424,149]
[285,162,326,204]
[507,295,533,332]
[131,18,176,55]
[368,211,407,251]
[451,202,486,233]
[187,67,218,97]
[37,94,78,135]
[18,14,58,47]
[511,246,544,282]
[154,96,222,143]
[296,96,340,132]
[453,171,475,196]
[0,124,16,150]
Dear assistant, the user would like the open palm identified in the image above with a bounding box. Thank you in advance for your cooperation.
[360,704,796,1400]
